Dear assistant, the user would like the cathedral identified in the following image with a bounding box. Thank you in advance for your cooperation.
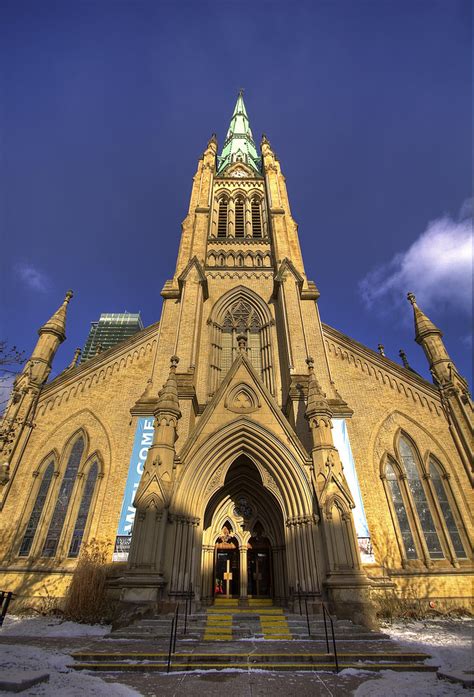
[0,93,472,624]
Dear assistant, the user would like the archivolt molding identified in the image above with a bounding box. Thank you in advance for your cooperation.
[28,408,112,480]
[323,336,441,415]
[36,338,157,418]
[173,418,313,520]
[371,409,457,483]
[210,285,273,327]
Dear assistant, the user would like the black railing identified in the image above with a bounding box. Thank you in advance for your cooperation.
[294,585,339,674]
[183,583,193,636]
[321,600,339,674]
[0,591,15,628]
[167,603,179,674]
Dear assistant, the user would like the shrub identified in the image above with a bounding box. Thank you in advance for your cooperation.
[63,539,112,623]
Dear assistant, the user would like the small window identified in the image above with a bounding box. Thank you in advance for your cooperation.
[19,461,55,557]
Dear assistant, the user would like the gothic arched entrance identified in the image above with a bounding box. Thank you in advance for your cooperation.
[202,455,287,603]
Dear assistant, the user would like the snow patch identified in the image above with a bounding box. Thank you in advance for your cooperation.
[1,615,110,637]
[0,643,141,696]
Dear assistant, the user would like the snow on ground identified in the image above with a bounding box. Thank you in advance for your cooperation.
[353,617,474,696]
[384,617,473,675]
[0,643,141,697]
[1,615,110,637]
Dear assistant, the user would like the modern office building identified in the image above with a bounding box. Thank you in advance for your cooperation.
[81,313,143,362]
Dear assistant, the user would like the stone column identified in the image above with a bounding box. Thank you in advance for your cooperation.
[239,545,248,600]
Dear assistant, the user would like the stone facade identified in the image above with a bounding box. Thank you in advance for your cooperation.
[1,95,472,621]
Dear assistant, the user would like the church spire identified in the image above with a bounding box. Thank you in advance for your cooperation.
[217,90,261,174]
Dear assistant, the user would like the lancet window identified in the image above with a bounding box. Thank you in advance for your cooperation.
[209,296,274,394]
[18,460,55,557]
[383,432,469,565]
[235,198,245,237]
[68,460,99,558]
[217,198,228,238]
[42,436,85,557]
[16,431,101,560]
[429,460,467,558]
[251,198,262,238]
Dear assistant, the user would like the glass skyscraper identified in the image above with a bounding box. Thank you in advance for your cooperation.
[81,312,143,362]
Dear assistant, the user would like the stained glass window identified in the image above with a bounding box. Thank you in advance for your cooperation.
[42,436,84,557]
[399,437,443,559]
[386,462,417,559]
[68,461,98,558]
[430,460,467,559]
[19,462,54,557]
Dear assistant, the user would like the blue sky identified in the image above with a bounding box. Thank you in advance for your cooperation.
[0,0,472,390]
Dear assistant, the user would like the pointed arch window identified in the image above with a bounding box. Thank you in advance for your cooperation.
[42,436,85,557]
[217,198,228,238]
[399,437,443,559]
[385,461,417,560]
[251,198,262,238]
[235,198,245,237]
[19,461,55,557]
[210,295,274,395]
[68,460,99,558]
[430,460,467,559]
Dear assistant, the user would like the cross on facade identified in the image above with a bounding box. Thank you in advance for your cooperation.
[223,559,233,597]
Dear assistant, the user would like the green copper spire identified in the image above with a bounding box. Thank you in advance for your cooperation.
[217,90,261,174]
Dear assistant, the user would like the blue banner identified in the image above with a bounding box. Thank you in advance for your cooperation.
[116,416,155,537]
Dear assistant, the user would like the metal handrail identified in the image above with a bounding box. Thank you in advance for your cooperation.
[321,600,339,673]
[0,591,15,628]
[166,603,179,674]
[294,586,339,674]
[183,583,193,636]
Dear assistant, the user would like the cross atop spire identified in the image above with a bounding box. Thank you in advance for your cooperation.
[217,91,261,174]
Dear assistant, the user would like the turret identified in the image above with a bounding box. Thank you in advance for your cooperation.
[0,291,73,489]
[407,292,469,395]
[407,293,473,484]
[28,290,73,386]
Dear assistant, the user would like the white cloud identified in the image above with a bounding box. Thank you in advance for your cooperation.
[359,201,473,316]
[15,262,49,292]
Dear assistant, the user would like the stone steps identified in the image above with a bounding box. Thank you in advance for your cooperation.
[70,650,436,673]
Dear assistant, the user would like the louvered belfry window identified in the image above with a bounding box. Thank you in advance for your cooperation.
[252,199,262,238]
[235,198,245,237]
[217,198,228,237]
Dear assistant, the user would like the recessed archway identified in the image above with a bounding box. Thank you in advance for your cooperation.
[202,455,287,602]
